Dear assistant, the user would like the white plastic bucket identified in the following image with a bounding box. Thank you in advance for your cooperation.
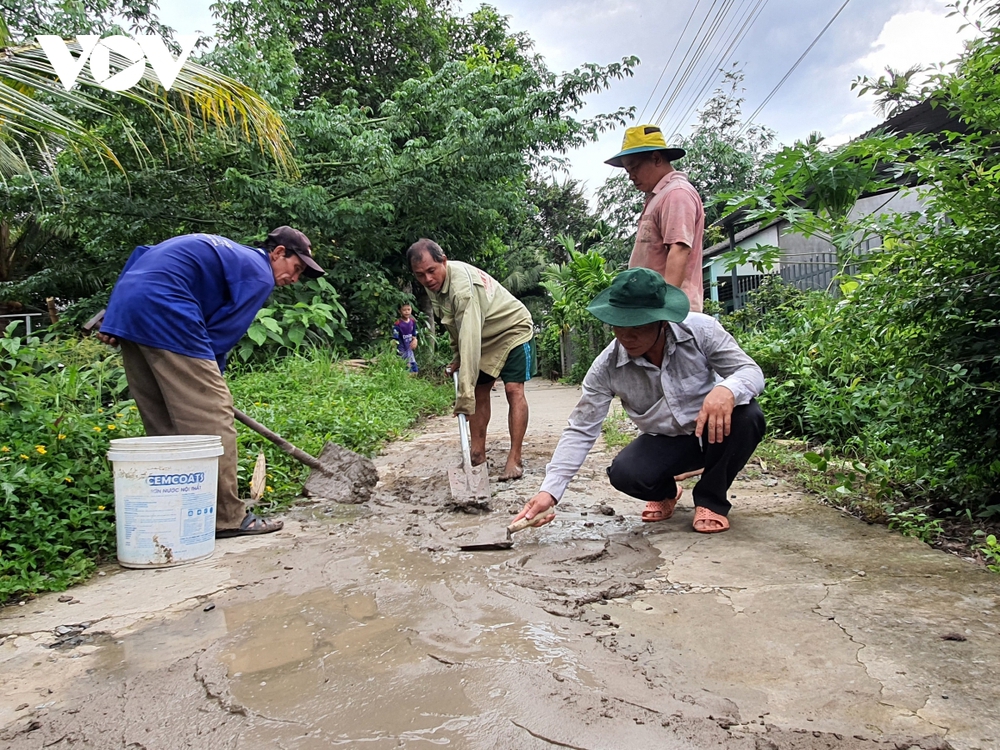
[107,435,225,569]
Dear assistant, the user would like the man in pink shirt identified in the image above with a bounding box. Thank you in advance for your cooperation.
[606,125,705,312]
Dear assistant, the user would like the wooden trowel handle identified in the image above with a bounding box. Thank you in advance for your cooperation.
[507,508,556,535]
[233,408,329,475]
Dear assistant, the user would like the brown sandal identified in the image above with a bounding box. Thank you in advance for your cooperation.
[641,488,683,523]
[216,512,284,538]
[692,506,729,533]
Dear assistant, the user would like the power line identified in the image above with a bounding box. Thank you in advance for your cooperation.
[739,0,855,133]
[659,0,769,138]
[647,0,730,125]
[637,0,705,123]
[662,0,768,138]
[653,0,739,125]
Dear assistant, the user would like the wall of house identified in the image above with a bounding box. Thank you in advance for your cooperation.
[703,187,932,306]
[703,224,778,309]
[850,187,926,222]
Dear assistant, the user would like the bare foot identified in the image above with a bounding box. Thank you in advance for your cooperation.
[498,462,523,481]
[470,450,486,467]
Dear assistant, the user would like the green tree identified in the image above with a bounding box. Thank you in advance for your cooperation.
[851,65,929,119]
[0,2,294,181]
[540,238,617,381]
[3,1,637,356]
[212,0,469,109]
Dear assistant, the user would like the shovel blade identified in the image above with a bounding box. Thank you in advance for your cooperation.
[447,463,490,501]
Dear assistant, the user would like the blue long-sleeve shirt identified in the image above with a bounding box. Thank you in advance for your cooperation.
[101,234,275,371]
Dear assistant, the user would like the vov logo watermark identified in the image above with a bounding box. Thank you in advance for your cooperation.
[36,34,197,93]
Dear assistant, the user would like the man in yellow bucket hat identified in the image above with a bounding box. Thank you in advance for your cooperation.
[606,124,706,312]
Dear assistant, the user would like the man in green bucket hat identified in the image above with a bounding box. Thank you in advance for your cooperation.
[606,124,706,313]
[512,268,765,533]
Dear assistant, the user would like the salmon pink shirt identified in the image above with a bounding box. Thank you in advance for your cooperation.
[628,171,705,312]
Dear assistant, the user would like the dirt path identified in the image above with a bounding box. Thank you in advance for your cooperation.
[2,380,998,749]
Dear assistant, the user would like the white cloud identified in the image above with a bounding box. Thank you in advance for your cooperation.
[854,3,976,76]
[157,0,216,37]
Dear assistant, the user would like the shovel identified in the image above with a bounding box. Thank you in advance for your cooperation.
[447,371,490,502]
[233,408,378,504]
[458,508,556,551]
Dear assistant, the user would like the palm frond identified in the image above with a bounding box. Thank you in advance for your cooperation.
[0,37,296,178]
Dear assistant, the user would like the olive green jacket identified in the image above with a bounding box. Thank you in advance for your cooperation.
[429,261,533,414]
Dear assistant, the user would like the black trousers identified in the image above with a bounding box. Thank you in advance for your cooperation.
[606,400,765,516]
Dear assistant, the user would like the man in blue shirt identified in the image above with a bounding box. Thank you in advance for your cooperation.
[98,227,324,537]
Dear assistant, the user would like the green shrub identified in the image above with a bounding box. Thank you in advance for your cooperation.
[726,259,999,519]
[1,324,140,601]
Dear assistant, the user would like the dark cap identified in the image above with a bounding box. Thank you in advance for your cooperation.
[263,226,324,278]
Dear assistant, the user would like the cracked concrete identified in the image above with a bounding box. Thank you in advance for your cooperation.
[1,381,997,749]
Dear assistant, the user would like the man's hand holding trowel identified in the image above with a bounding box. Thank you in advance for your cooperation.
[512,493,557,528]
[512,469,705,530]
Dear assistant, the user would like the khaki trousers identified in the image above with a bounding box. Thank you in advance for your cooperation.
[119,341,244,529]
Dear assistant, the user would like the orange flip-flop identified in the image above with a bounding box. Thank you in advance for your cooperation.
[642,488,683,523]
[692,506,729,533]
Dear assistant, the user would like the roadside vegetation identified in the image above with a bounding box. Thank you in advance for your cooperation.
[715,1,1000,559]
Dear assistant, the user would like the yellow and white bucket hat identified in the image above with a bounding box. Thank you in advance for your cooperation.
[605,124,686,167]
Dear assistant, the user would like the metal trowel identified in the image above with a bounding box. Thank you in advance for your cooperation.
[459,508,556,551]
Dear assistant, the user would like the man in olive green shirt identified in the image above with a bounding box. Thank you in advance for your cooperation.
[408,239,534,480]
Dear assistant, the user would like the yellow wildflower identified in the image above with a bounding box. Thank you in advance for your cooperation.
[98,408,104,413]
[107,424,116,430]
[57,434,66,440]
[1,445,9,452]
[93,426,102,432]
[130,406,137,411]
[19,454,29,460]
[64,477,74,483]
[97,505,105,511]
[35,445,47,455]
[116,413,124,418]
[266,486,274,493]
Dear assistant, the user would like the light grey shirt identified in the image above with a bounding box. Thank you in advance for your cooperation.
[540,313,765,500]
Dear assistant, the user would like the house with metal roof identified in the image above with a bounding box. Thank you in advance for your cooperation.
[702,99,966,311]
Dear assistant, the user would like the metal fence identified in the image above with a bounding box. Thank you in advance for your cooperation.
[0,312,47,336]
[730,248,868,308]
[779,252,840,292]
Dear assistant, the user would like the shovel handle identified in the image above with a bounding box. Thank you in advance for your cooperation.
[453,371,473,470]
[233,407,328,475]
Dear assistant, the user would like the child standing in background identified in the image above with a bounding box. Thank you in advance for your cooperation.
[392,303,419,373]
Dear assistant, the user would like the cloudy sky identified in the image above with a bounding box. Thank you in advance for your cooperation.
[156,0,978,194]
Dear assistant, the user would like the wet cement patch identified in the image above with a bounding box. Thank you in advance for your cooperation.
[2,383,994,749]
[302,441,379,504]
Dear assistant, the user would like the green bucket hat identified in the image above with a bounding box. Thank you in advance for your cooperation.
[587,268,690,327]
